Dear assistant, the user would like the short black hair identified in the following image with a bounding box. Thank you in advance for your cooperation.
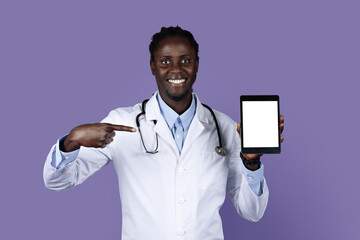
[149,26,199,61]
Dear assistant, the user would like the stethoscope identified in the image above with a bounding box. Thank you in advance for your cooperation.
[135,99,227,156]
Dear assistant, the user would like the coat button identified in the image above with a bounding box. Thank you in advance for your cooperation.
[178,167,185,173]
[177,198,185,204]
[177,230,185,236]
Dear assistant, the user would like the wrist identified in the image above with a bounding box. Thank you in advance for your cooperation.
[240,152,261,171]
[61,136,80,152]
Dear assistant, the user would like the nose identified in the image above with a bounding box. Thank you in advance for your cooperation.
[169,61,182,74]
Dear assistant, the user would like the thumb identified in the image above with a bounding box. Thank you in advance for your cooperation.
[237,122,241,133]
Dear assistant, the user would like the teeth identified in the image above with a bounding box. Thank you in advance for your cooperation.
[168,79,185,84]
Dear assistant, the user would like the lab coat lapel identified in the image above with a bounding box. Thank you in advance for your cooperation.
[181,95,210,155]
[145,93,179,155]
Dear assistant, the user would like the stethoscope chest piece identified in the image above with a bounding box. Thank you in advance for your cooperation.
[215,146,227,156]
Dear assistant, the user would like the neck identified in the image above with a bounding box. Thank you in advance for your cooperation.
[160,92,192,115]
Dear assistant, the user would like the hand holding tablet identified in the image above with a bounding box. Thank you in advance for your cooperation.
[240,95,284,154]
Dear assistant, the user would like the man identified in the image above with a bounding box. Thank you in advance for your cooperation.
[44,26,284,239]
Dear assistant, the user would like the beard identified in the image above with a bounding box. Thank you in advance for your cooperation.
[165,88,190,102]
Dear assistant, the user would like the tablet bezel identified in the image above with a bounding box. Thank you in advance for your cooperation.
[240,95,281,154]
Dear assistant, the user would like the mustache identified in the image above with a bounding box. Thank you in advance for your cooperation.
[167,73,189,80]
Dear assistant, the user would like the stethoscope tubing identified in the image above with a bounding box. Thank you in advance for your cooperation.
[136,99,227,156]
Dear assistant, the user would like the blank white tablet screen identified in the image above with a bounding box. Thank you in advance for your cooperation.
[242,101,279,147]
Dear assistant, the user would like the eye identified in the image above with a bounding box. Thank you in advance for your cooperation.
[161,59,170,65]
[181,58,190,64]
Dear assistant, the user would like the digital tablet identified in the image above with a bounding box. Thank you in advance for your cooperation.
[240,95,281,154]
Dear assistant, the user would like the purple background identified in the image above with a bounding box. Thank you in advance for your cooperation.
[1,0,359,239]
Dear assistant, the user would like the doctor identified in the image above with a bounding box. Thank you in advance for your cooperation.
[44,26,284,239]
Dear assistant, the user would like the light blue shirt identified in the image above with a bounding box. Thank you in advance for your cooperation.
[51,94,264,196]
[157,93,196,154]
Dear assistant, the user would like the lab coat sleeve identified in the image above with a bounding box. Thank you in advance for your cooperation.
[226,123,269,222]
[43,143,112,191]
[43,114,116,191]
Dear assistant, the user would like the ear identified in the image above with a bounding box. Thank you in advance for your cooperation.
[195,58,199,72]
[150,60,155,75]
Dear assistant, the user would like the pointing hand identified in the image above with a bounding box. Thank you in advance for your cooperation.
[61,123,136,152]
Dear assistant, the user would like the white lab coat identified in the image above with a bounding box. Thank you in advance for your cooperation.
[43,92,269,240]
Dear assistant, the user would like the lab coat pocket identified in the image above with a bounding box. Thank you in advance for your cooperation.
[198,151,228,194]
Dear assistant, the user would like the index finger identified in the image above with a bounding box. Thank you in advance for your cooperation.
[280,115,284,123]
[105,123,136,132]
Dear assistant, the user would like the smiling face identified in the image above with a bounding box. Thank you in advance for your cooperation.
[150,36,199,106]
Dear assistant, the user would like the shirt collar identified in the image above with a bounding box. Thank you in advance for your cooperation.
[156,93,196,129]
